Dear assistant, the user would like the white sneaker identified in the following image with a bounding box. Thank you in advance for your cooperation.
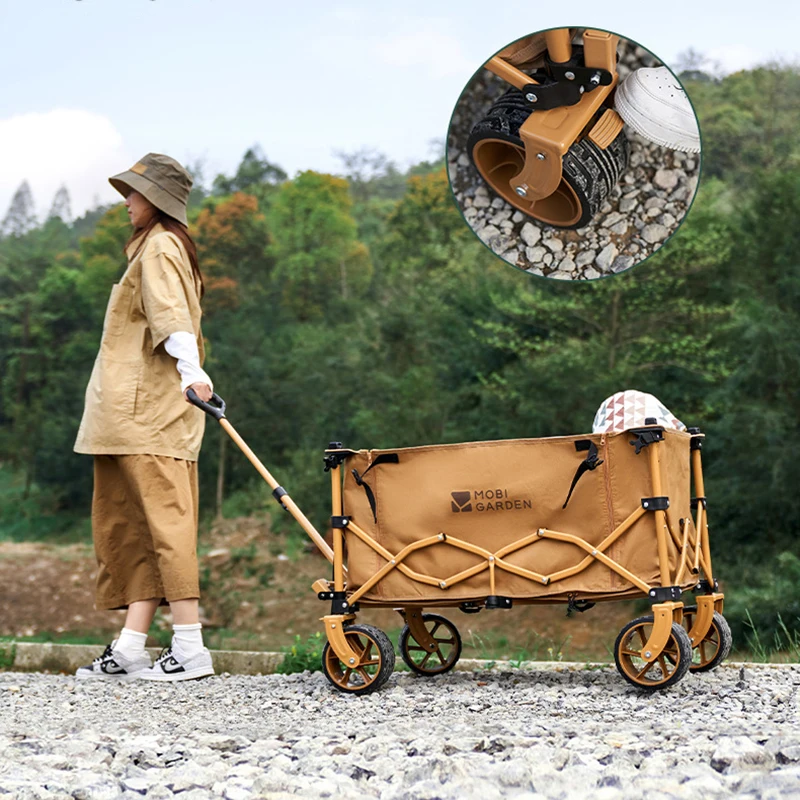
[614,66,700,153]
[138,645,215,682]
[75,642,152,681]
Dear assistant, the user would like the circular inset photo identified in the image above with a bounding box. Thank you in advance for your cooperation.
[447,28,701,280]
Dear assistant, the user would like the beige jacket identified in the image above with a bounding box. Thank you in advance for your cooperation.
[74,223,206,460]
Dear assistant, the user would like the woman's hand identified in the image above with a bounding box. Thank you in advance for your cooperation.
[185,382,212,403]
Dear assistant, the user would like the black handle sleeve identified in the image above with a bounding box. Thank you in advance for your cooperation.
[186,388,226,420]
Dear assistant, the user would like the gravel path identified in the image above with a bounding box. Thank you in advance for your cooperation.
[2,664,799,799]
[447,40,700,280]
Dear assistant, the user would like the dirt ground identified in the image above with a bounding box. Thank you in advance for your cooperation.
[0,516,639,661]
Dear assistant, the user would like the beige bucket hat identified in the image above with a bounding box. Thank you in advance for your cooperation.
[109,153,192,226]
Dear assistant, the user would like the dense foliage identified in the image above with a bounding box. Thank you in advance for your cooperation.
[1,64,798,646]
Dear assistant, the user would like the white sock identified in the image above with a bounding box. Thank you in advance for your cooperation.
[173,623,204,659]
[114,628,148,659]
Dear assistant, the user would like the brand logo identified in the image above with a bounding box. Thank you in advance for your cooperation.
[450,488,532,513]
[160,656,186,675]
[100,659,126,675]
[450,491,472,512]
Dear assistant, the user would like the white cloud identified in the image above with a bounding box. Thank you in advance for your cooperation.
[0,109,130,222]
[372,29,474,78]
[705,45,768,74]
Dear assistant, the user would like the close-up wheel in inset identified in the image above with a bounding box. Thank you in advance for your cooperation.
[399,613,463,675]
[681,606,733,672]
[468,88,629,228]
[614,614,692,690]
[322,623,395,695]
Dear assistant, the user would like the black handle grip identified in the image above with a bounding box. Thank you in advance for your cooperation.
[187,388,226,420]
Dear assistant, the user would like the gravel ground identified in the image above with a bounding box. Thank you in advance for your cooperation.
[447,39,701,280]
[2,664,799,799]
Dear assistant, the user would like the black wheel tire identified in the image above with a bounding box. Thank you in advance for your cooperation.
[681,606,733,672]
[321,623,395,696]
[398,613,463,676]
[467,88,628,229]
[614,615,693,691]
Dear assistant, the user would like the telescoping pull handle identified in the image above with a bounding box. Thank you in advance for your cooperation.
[184,386,337,567]
[186,388,227,420]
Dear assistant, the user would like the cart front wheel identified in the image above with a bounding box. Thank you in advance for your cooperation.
[322,624,395,695]
[614,615,692,690]
[682,606,732,672]
[468,88,628,229]
[399,613,463,675]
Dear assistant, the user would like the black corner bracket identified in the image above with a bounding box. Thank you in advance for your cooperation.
[327,591,359,615]
[628,427,665,454]
[484,595,513,610]
[641,496,670,511]
[695,578,719,594]
[648,586,682,603]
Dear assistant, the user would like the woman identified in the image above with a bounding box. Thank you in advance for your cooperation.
[74,153,215,681]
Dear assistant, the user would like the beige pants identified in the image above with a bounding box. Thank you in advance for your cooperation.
[92,455,200,610]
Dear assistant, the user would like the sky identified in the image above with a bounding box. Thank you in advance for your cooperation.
[0,0,797,220]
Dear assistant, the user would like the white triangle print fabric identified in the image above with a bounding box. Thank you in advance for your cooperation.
[592,390,686,433]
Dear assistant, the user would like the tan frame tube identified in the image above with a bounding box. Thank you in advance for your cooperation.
[692,446,714,580]
[331,464,345,592]
[342,504,653,601]
[219,418,335,565]
[648,441,673,588]
[544,29,572,63]
[485,56,538,91]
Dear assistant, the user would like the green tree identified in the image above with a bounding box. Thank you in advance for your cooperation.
[267,171,372,319]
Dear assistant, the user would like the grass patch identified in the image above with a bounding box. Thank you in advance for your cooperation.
[742,611,800,663]
[277,631,325,674]
[0,640,16,669]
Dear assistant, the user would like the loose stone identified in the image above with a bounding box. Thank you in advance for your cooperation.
[595,243,618,271]
[520,222,542,247]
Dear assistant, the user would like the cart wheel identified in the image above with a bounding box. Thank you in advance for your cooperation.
[468,88,628,229]
[322,624,395,695]
[399,613,463,676]
[681,606,733,672]
[614,615,692,691]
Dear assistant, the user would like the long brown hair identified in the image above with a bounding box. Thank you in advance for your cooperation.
[125,211,205,299]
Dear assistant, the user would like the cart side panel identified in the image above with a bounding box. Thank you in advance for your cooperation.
[343,430,693,603]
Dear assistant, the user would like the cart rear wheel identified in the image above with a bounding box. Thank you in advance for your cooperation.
[468,88,628,229]
[681,606,732,672]
[614,615,692,690]
[322,624,395,695]
[399,613,462,675]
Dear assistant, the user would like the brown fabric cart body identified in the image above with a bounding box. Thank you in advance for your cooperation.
[342,429,693,605]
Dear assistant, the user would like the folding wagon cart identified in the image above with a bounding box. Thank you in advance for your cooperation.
[190,391,730,694]
[467,27,629,228]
